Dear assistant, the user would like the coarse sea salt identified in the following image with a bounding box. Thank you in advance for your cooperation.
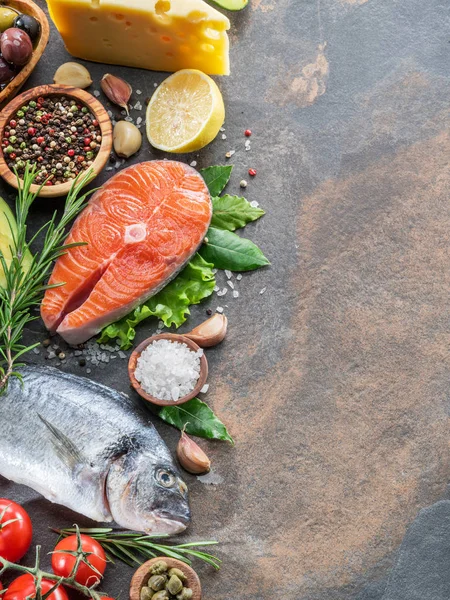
[134,339,203,402]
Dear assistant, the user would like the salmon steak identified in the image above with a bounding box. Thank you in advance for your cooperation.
[41,161,212,345]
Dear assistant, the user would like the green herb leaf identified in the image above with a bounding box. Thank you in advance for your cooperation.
[98,254,216,349]
[211,195,265,231]
[159,397,234,444]
[200,227,269,271]
[200,165,232,197]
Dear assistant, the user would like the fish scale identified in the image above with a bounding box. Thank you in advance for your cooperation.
[1,366,190,534]
[41,160,212,345]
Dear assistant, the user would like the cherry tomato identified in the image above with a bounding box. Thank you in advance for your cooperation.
[0,499,32,562]
[52,534,107,586]
[4,575,68,600]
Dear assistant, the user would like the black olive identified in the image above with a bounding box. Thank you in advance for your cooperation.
[13,14,40,42]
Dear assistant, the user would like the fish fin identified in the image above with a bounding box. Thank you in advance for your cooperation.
[38,413,84,470]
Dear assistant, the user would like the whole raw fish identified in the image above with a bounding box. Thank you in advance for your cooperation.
[1,366,190,534]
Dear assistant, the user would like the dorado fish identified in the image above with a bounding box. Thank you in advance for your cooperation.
[1,366,190,534]
[41,161,212,345]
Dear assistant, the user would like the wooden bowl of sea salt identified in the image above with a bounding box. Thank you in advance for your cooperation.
[128,333,208,406]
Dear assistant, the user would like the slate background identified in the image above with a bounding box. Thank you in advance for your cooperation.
[1,0,450,599]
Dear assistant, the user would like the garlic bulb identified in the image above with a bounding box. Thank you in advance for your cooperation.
[53,62,93,89]
[185,313,227,348]
[101,73,132,114]
[177,430,211,474]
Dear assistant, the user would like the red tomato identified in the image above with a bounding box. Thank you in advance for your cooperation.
[52,534,106,586]
[0,499,32,562]
[4,575,68,600]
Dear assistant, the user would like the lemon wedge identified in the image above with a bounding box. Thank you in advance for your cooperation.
[146,69,225,154]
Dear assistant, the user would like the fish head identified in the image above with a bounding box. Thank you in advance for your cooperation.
[106,451,190,534]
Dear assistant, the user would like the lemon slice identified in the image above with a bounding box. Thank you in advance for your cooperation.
[146,69,225,154]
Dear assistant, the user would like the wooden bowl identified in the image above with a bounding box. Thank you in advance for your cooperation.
[0,84,112,197]
[0,0,50,106]
[130,557,201,600]
[129,333,209,406]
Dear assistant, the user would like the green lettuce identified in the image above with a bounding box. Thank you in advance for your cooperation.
[98,253,215,349]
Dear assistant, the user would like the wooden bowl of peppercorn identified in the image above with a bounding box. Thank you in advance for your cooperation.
[130,557,201,600]
[0,83,112,197]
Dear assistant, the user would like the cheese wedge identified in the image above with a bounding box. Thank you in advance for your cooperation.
[47,0,231,76]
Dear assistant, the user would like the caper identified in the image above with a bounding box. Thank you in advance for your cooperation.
[148,575,167,592]
[168,568,187,583]
[151,592,169,600]
[166,575,183,596]
[176,589,193,600]
[140,586,153,600]
[150,560,169,575]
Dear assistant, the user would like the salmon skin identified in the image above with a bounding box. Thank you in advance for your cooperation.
[41,161,212,345]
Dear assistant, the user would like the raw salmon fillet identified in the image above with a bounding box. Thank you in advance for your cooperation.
[41,161,212,345]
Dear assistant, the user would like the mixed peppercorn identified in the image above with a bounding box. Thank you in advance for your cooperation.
[2,95,102,186]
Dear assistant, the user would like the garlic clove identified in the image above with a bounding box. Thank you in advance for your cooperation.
[185,314,227,348]
[113,121,142,158]
[53,62,93,89]
[101,73,132,114]
[177,430,211,475]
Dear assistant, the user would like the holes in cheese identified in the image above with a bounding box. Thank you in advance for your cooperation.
[47,0,231,75]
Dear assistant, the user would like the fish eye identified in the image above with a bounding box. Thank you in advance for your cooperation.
[156,468,176,488]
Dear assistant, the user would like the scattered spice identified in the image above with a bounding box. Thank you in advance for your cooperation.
[2,95,101,185]
[240,179,248,188]
[244,129,252,137]
[248,168,257,177]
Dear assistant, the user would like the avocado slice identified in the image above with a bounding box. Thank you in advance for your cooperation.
[208,0,248,10]
[0,196,32,288]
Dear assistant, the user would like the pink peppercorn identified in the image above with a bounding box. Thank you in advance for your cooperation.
[248,168,257,177]
[27,127,36,136]
[68,149,75,157]
[245,129,252,137]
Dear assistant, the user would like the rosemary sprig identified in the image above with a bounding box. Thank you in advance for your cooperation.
[53,527,222,570]
[0,164,95,394]
[0,527,109,600]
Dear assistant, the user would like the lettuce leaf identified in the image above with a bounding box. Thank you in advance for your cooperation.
[98,253,215,349]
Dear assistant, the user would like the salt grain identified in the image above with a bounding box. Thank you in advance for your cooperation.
[200,384,209,393]
[237,274,243,281]
[136,89,142,95]
[93,90,100,97]
[226,280,234,289]
[216,306,224,313]
[250,201,259,208]
[233,290,239,298]
[134,339,203,401]
[225,270,232,279]
[190,160,197,167]
[221,134,227,140]
[260,287,267,294]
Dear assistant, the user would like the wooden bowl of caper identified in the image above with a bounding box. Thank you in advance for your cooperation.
[130,558,201,600]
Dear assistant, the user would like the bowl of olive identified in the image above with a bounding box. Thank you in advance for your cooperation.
[0,0,49,106]
[130,558,201,600]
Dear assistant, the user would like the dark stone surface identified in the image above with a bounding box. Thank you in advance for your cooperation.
[381,501,450,600]
[1,0,450,599]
